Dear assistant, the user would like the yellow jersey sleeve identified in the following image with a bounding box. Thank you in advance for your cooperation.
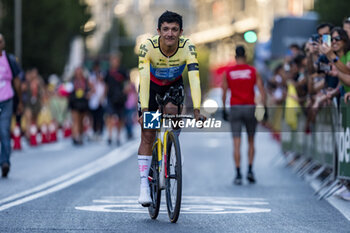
[138,40,151,110]
[185,40,201,110]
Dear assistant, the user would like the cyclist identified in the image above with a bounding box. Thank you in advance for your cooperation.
[222,45,266,185]
[137,11,205,206]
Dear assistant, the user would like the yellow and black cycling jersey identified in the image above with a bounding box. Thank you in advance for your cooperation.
[138,35,201,110]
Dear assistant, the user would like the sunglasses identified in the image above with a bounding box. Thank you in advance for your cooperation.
[331,36,342,42]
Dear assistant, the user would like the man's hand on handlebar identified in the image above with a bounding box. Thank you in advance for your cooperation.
[194,109,206,122]
[138,108,149,126]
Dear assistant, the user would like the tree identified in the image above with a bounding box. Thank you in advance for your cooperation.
[314,0,350,26]
[98,17,137,70]
[0,0,90,78]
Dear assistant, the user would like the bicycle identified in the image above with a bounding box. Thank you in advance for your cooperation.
[146,88,188,223]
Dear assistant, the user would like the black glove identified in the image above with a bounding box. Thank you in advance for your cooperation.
[223,109,229,121]
[263,106,268,122]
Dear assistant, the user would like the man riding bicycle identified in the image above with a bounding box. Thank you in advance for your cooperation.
[137,11,205,206]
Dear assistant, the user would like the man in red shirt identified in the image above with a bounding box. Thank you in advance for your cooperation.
[222,45,266,185]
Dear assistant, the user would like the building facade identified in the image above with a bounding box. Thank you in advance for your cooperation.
[191,0,315,66]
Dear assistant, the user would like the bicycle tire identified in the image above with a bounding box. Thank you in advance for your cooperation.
[165,131,182,223]
[148,142,161,219]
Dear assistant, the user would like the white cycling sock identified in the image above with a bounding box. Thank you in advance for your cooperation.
[138,155,152,188]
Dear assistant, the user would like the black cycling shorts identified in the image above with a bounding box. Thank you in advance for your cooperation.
[230,105,257,137]
[138,79,184,116]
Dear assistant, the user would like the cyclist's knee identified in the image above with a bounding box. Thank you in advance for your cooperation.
[141,130,156,145]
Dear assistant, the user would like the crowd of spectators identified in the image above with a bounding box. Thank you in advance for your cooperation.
[265,17,350,201]
[1,31,137,177]
[4,37,137,149]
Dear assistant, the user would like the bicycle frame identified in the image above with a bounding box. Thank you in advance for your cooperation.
[152,118,171,190]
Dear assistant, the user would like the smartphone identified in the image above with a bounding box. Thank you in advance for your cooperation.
[322,34,331,46]
[311,34,320,42]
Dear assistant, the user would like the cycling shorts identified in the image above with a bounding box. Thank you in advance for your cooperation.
[138,79,184,116]
[230,105,257,137]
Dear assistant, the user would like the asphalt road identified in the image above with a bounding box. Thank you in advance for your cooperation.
[0,128,349,233]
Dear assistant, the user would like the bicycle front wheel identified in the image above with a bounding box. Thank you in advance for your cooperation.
[165,131,182,223]
[148,143,161,219]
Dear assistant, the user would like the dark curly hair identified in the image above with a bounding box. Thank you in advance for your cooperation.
[158,11,183,31]
[331,27,350,54]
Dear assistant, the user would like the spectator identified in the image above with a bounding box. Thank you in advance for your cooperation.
[124,82,137,140]
[267,64,287,133]
[343,17,350,39]
[105,55,128,146]
[320,27,350,94]
[22,68,44,139]
[68,67,89,145]
[222,45,266,185]
[305,23,333,75]
[0,33,23,178]
[289,44,302,58]
[88,61,106,140]
[48,74,68,128]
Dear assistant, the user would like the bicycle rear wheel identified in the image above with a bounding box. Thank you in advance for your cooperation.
[148,143,161,219]
[165,131,182,223]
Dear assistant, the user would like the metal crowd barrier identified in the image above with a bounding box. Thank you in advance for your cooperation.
[281,98,350,199]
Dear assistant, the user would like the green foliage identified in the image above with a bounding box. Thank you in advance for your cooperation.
[0,0,90,78]
[314,0,350,26]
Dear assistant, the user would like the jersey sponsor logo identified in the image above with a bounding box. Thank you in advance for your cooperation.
[150,63,186,80]
[339,126,350,163]
[143,110,161,129]
[139,165,148,172]
[188,63,199,71]
[229,69,252,80]
[188,45,197,58]
[139,44,148,58]
[188,45,196,51]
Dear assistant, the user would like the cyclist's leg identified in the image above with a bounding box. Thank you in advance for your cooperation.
[138,129,156,155]
[137,128,156,205]
[137,82,159,205]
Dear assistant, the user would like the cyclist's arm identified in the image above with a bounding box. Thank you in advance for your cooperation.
[186,41,201,110]
[138,41,151,111]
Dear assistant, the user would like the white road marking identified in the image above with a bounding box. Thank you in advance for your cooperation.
[75,196,271,214]
[0,140,139,211]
